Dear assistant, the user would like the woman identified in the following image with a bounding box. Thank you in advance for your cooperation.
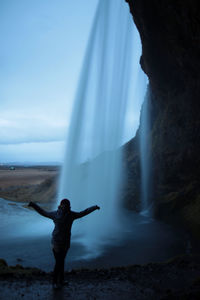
[28,199,100,289]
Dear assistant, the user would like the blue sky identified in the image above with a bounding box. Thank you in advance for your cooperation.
[0,0,145,164]
[0,0,99,163]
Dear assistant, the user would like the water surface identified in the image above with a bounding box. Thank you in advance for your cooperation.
[0,198,187,271]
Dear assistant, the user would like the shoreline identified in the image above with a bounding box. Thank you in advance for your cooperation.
[1,254,200,299]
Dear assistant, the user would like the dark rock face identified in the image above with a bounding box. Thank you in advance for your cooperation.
[126,0,200,93]
[124,0,200,235]
[122,136,141,211]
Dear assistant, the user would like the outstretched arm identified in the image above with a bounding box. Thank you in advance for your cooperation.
[28,202,55,219]
[73,205,100,220]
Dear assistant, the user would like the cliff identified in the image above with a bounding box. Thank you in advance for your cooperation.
[125,0,200,236]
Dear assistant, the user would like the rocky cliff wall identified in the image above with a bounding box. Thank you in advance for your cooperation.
[125,0,200,236]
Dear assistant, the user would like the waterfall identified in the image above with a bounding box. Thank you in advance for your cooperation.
[139,87,152,215]
[58,0,147,255]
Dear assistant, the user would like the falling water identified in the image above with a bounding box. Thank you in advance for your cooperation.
[0,0,188,271]
[58,0,147,254]
[139,87,152,215]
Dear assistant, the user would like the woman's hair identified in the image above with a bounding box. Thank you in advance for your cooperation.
[59,198,70,210]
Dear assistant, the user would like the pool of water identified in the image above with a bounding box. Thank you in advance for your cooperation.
[0,198,188,271]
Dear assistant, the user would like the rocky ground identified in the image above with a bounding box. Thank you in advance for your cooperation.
[1,254,200,299]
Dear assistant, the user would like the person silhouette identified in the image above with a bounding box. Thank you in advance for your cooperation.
[28,199,100,289]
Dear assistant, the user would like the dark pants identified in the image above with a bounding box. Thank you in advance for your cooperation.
[52,247,69,284]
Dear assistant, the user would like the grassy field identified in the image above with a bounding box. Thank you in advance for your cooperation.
[0,165,59,203]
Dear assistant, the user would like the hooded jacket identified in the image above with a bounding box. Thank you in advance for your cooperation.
[31,203,97,248]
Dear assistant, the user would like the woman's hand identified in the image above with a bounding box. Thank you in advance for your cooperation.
[28,201,34,207]
[95,205,100,210]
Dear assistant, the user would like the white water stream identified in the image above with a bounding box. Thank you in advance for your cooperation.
[58,0,147,252]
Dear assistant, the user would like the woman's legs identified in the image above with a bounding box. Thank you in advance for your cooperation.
[52,247,68,285]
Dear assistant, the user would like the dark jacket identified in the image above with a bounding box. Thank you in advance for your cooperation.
[31,203,97,248]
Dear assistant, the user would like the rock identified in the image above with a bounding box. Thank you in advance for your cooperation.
[0,259,8,268]
[124,0,200,238]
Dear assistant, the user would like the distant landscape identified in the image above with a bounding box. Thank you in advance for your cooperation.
[0,165,59,204]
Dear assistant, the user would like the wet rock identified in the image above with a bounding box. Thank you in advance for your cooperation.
[124,0,200,238]
[0,259,8,268]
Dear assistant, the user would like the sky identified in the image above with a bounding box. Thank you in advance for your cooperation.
[0,0,145,164]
